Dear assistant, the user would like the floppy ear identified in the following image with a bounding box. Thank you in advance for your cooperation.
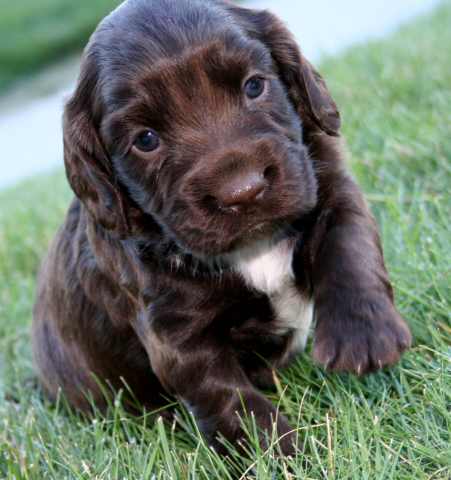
[227,4,340,136]
[63,53,130,237]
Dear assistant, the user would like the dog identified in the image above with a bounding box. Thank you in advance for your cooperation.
[32,0,412,456]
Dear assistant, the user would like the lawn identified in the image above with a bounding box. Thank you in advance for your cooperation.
[1,1,451,478]
[0,0,122,93]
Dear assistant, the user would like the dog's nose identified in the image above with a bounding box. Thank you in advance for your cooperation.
[217,172,267,214]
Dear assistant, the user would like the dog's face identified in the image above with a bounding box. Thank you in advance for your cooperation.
[102,38,318,258]
[63,0,340,259]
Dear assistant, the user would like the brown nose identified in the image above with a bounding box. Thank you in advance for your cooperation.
[217,172,267,214]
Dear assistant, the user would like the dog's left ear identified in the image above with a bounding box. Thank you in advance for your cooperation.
[227,4,340,136]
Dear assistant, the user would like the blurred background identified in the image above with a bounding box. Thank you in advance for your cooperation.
[0,0,444,188]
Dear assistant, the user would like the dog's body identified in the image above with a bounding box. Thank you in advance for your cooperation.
[32,0,411,455]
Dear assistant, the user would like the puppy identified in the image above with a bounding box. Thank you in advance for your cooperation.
[32,0,412,456]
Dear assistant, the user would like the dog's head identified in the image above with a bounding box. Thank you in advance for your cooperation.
[63,0,340,259]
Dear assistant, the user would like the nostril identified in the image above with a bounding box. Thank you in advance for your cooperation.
[263,166,275,179]
[217,172,267,214]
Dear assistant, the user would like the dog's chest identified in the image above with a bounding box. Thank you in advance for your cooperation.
[231,237,313,352]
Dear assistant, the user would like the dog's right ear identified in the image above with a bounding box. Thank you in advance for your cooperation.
[63,52,130,237]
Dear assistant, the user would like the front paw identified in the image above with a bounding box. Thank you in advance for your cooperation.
[311,300,412,373]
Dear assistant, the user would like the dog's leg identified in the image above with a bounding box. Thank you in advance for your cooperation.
[305,174,411,373]
[177,362,297,456]
[135,320,298,456]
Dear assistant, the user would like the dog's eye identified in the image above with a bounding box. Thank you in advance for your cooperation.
[134,131,160,152]
[245,78,265,99]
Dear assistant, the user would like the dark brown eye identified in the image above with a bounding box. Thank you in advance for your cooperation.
[245,77,265,99]
[134,131,159,152]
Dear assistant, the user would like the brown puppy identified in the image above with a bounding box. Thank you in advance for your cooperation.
[32,0,412,456]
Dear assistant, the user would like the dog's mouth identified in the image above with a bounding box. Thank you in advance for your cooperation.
[171,214,302,275]
[228,216,291,250]
[170,209,305,263]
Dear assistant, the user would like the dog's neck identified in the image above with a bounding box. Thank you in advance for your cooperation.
[174,229,314,354]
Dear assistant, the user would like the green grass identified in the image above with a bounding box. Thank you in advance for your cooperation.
[0,0,122,93]
[1,2,451,478]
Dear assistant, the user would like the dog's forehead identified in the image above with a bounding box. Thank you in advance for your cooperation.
[103,38,275,133]
[103,41,276,143]
[134,38,272,98]
[98,0,254,65]
[94,0,275,116]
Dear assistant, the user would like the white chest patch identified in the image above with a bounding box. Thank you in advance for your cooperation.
[230,235,314,353]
